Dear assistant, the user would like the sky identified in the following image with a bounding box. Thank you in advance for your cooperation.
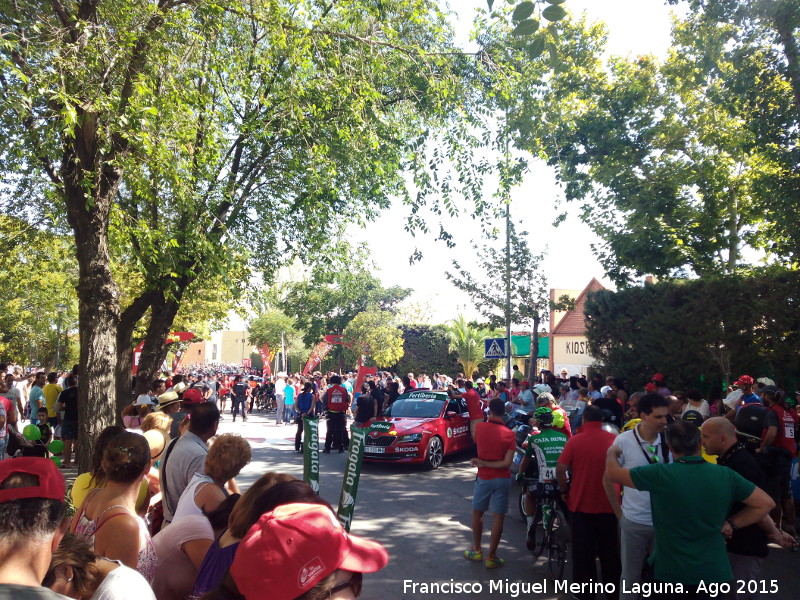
[358,0,685,325]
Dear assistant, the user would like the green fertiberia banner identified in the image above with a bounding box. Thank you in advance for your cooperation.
[336,423,370,532]
[303,416,320,494]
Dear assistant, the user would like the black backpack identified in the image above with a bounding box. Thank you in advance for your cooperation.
[735,403,767,446]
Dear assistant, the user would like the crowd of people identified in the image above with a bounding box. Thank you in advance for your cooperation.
[2,359,799,600]
[483,370,800,600]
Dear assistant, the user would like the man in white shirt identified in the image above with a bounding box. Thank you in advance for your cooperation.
[273,375,287,425]
[603,393,670,600]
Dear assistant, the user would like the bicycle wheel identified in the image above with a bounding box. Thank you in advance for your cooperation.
[518,485,528,522]
[547,508,568,579]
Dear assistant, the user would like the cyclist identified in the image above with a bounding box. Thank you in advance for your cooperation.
[517,407,568,548]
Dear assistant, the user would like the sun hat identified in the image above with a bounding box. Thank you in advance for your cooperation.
[230,503,388,600]
[157,391,180,410]
[0,457,66,503]
[170,381,188,394]
[134,394,154,406]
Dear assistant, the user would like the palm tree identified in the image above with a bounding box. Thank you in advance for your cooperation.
[445,314,497,378]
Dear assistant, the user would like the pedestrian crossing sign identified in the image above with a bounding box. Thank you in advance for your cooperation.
[484,338,507,359]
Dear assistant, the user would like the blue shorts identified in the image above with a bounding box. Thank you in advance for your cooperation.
[472,476,512,514]
[61,420,78,441]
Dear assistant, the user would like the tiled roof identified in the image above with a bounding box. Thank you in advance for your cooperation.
[550,278,605,337]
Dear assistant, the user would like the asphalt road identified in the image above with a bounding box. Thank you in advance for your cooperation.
[222,410,799,600]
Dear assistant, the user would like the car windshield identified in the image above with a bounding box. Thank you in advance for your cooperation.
[384,398,445,419]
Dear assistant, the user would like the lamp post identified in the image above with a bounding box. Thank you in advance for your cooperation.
[55,303,67,371]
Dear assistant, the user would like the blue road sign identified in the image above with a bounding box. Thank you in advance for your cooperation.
[484,338,507,359]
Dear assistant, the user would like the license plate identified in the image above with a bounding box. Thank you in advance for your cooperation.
[365,446,386,454]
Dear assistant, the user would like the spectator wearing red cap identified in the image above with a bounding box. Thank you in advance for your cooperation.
[724,375,760,422]
[651,373,671,398]
[202,502,389,600]
[0,457,68,599]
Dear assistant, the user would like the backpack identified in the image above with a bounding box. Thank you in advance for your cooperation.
[735,403,768,445]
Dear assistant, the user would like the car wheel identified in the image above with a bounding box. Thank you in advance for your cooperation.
[423,436,444,470]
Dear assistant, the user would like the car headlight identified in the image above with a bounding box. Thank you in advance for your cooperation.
[396,433,423,443]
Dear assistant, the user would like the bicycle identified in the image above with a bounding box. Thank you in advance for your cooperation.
[519,476,569,579]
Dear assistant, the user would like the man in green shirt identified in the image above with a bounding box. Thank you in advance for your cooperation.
[606,420,774,596]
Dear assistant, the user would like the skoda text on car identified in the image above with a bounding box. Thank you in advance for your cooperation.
[363,390,473,470]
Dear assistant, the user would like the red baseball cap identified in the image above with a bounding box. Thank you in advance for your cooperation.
[182,388,204,405]
[652,373,665,383]
[735,375,754,387]
[0,457,66,504]
[521,380,530,388]
[645,383,658,393]
[230,503,389,600]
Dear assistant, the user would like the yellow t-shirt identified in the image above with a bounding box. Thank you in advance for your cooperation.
[42,384,63,418]
[70,472,149,512]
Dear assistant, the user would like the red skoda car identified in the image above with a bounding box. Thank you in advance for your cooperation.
[363,390,473,470]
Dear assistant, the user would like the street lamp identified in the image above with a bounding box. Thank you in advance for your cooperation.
[55,303,67,370]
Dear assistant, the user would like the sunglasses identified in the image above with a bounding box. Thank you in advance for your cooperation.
[328,572,363,598]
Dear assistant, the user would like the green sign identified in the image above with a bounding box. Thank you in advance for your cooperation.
[303,416,320,494]
[336,424,368,532]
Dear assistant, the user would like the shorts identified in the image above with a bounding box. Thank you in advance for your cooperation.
[472,476,512,514]
[61,420,78,441]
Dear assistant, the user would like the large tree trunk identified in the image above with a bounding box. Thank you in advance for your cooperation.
[64,161,122,473]
[134,291,184,396]
[116,293,157,421]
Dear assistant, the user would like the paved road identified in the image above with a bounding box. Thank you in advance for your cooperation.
[221,410,798,600]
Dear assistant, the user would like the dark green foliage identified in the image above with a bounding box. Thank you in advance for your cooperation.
[389,325,461,377]
[585,270,800,393]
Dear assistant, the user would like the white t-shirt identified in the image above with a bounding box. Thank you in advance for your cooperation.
[682,400,710,418]
[273,378,286,396]
[612,425,671,526]
[92,560,156,600]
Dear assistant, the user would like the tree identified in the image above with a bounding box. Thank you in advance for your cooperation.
[284,247,411,348]
[444,315,498,378]
[447,222,560,377]
[391,325,461,377]
[0,0,483,469]
[514,10,799,284]
[342,309,404,368]
[0,216,78,367]
[584,269,800,393]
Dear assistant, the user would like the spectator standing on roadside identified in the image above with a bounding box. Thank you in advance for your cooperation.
[283,378,295,425]
[557,405,620,600]
[603,393,670,600]
[42,373,63,432]
[295,383,316,453]
[55,375,79,469]
[606,420,775,600]
[160,403,220,528]
[0,457,69,599]
[28,372,46,425]
[273,375,286,425]
[702,417,796,600]
[465,398,516,569]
